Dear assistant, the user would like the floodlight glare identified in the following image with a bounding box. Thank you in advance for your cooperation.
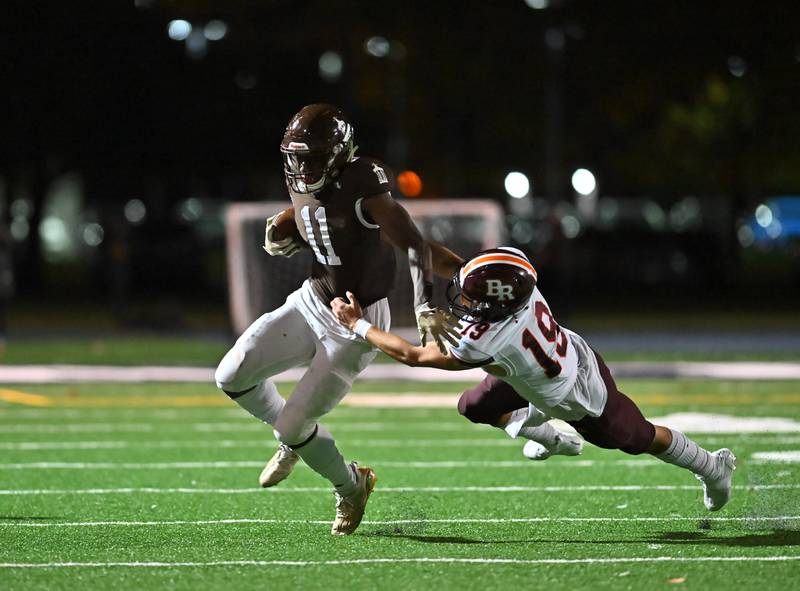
[504,172,530,199]
[167,20,192,41]
[571,168,597,196]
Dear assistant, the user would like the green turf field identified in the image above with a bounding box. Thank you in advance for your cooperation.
[1,379,799,589]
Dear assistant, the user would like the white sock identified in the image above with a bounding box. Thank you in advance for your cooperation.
[292,424,357,495]
[231,380,285,425]
[656,429,716,478]
[501,408,560,448]
[516,423,561,448]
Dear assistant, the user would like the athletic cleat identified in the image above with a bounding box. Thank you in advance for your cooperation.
[696,448,736,511]
[331,463,377,536]
[259,444,300,488]
[523,433,584,461]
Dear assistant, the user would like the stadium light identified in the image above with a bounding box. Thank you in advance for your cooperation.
[365,36,390,58]
[82,223,104,247]
[319,51,343,82]
[524,0,550,9]
[204,20,228,41]
[124,199,147,225]
[755,204,773,228]
[167,20,192,41]
[504,172,530,199]
[571,168,596,196]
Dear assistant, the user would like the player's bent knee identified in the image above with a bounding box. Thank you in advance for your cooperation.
[458,390,497,425]
[214,345,248,392]
[618,421,657,456]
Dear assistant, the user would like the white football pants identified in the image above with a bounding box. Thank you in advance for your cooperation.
[214,281,389,489]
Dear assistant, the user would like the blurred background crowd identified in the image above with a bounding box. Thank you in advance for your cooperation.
[1,0,798,346]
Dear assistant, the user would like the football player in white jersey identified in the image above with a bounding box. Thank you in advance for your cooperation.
[331,247,737,512]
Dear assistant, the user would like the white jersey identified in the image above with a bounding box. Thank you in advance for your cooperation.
[450,286,607,421]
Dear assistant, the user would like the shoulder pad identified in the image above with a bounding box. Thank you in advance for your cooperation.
[340,157,395,195]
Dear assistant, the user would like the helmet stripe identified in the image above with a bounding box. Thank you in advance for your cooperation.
[460,254,537,284]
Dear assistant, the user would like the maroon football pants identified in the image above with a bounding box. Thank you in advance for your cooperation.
[457,350,656,455]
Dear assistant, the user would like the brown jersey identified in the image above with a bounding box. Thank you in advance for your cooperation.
[290,156,397,308]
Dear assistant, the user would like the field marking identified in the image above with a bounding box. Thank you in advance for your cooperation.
[752,451,800,463]
[5,435,800,452]
[3,361,800,384]
[1,556,799,569]
[3,515,799,528]
[1,483,797,496]
[0,439,522,450]
[0,389,53,407]
[0,459,669,470]
[0,424,156,434]
[4,391,800,409]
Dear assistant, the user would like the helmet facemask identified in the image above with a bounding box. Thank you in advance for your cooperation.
[280,107,356,194]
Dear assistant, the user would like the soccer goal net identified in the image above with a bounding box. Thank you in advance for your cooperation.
[224,199,506,334]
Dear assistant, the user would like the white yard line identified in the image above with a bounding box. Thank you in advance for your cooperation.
[0,439,520,450]
[3,516,799,528]
[3,435,800,452]
[1,556,799,569]
[0,422,472,434]
[3,361,800,383]
[0,459,668,470]
[1,483,797,496]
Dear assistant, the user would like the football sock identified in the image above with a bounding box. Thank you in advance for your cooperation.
[515,422,562,448]
[230,380,285,425]
[501,408,560,448]
[290,424,357,495]
[656,428,717,478]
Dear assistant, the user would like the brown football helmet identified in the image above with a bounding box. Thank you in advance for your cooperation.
[280,104,356,193]
[447,247,538,322]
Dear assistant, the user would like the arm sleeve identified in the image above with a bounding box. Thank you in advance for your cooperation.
[449,338,493,367]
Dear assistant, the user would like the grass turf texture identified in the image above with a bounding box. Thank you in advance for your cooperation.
[1,380,799,589]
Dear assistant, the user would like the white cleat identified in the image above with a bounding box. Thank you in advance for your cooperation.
[331,463,377,536]
[696,448,736,511]
[259,444,300,488]
[523,433,584,461]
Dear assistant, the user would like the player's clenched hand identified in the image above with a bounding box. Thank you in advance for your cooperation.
[415,302,461,355]
[331,291,363,330]
[263,213,301,257]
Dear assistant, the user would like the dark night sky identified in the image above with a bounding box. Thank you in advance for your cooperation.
[2,0,799,203]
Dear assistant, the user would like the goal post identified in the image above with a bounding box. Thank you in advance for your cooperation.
[224,199,506,335]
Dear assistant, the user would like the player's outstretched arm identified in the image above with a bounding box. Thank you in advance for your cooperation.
[429,241,464,279]
[362,195,460,353]
[331,292,467,371]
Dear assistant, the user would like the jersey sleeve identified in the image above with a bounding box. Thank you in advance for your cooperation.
[450,335,493,367]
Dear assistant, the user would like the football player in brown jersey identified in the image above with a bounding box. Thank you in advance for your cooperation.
[332,247,737,513]
[215,104,463,535]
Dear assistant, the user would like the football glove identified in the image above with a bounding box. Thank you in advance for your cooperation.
[415,301,461,355]
[263,213,302,257]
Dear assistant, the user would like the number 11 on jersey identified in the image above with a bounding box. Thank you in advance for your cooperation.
[301,205,342,266]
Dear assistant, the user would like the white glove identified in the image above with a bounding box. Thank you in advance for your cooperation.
[415,302,461,355]
[263,214,302,257]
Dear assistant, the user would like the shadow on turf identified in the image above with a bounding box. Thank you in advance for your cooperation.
[650,529,800,548]
[365,527,800,548]
[367,532,513,544]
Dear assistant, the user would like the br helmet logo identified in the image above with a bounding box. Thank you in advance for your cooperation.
[486,279,514,301]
